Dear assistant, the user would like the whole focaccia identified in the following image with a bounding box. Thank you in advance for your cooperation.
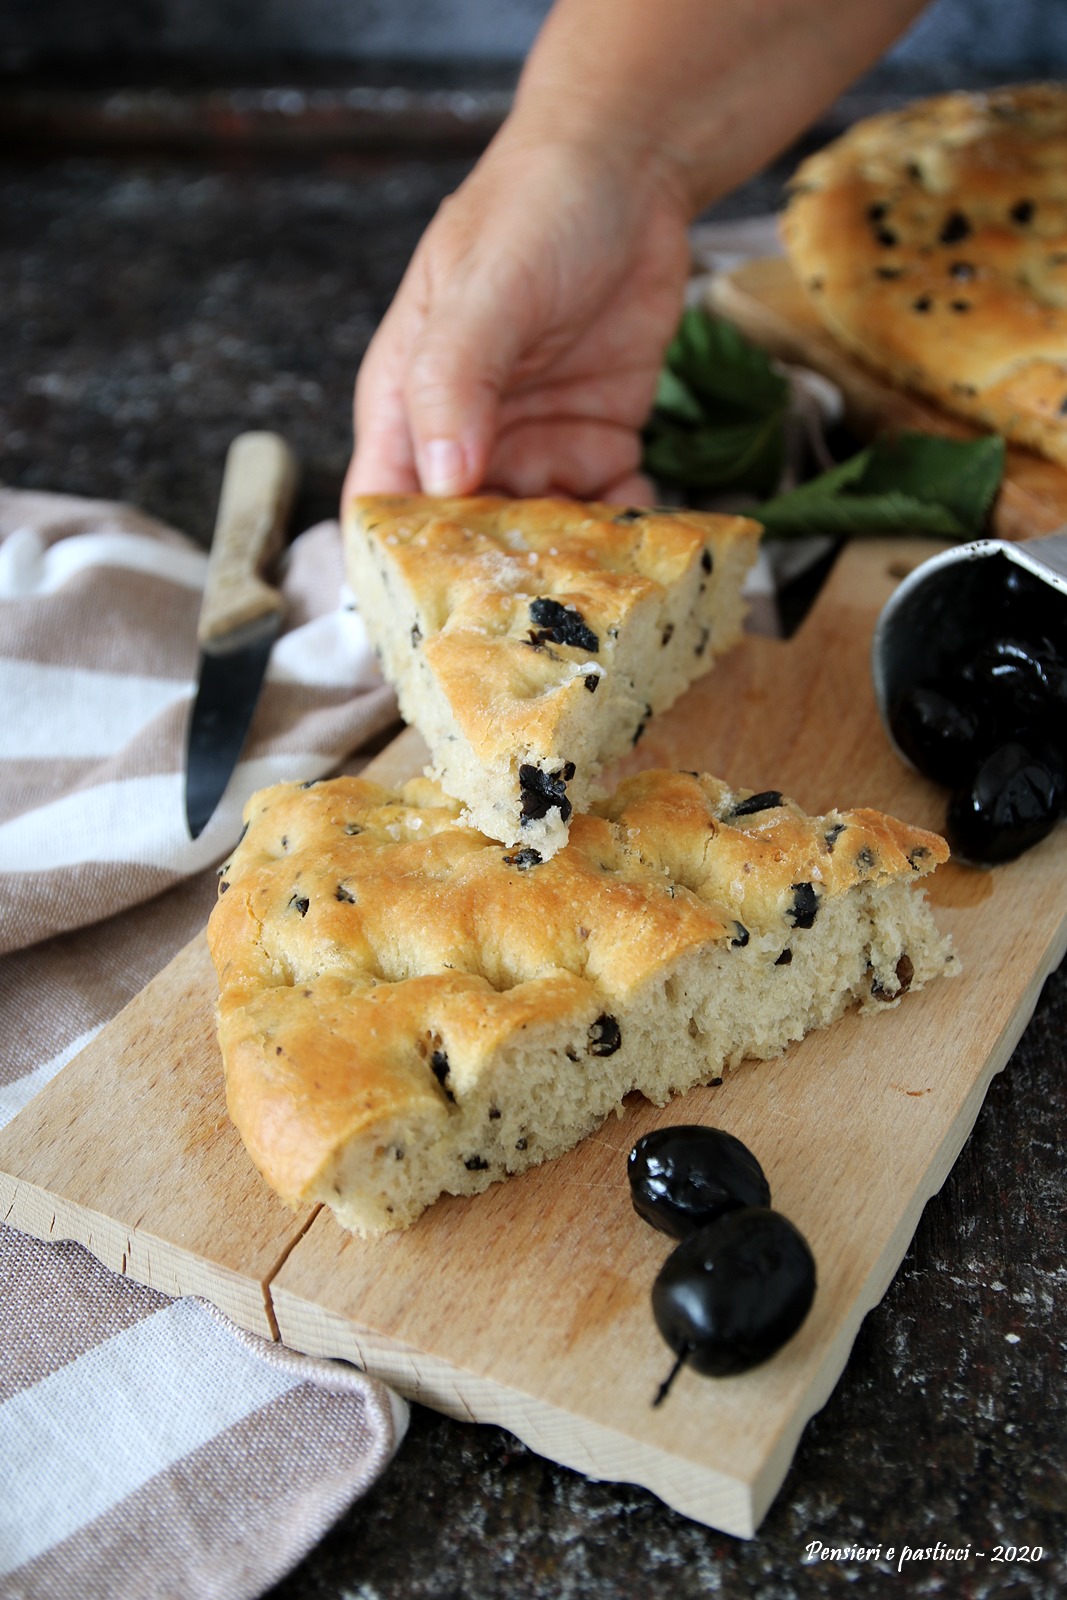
[208,770,956,1235]
[343,494,760,858]
[780,82,1067,466]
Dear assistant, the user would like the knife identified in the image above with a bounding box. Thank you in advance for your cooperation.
[184,431,299,839]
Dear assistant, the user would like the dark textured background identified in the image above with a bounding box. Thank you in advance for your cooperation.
[1,14,1066,1596]
[3,0,1067,72]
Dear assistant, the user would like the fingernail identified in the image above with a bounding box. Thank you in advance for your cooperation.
[419,438,467,496]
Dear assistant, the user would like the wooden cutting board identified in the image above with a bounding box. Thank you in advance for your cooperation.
[2,538,1065,1539]
[705,256,1067,541]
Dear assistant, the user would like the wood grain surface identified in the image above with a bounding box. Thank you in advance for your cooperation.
[705,257,1067,542]
[1,538,1064,1538]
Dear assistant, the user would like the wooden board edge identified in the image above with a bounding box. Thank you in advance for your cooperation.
[0,1170,277,1340]
[268,1287,762,1539]
[748,916,1067,1527]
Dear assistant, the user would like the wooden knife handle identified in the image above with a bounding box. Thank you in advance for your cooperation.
[197,431,299,648]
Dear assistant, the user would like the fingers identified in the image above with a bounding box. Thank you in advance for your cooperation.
[402,243,540,495]
[485,415,643,500]
[347,280,423,498]
[344,133,687,507]
[348,235,529,500]
[599,469,656,507]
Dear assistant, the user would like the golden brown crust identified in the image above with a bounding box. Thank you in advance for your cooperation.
[342,493,761,852]
[781,83,1067,466]
[208,771,948,1217]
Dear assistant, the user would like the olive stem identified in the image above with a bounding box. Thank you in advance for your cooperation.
[652,1347,688,1407]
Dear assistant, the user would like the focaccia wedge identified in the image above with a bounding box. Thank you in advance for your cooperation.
[781,82,1067,467]
[343,494,760,857]
[208,769,956,1235]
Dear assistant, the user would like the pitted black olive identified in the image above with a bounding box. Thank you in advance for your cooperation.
[651,1207,816,1397]
[502,847,543,870]
[889,684,983,787]
[518,764,572,823]
[588,1014,622,1056]
[628,1124,770,1239]
[528,597,599,653]
[946,742,1063,864]
[959,635,1065,736]
[730,790,783,819]
[788,882,819,928]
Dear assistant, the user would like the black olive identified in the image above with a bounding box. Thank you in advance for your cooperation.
[888,683,983,787]
[946,743,1062,864]
[939,210,972,244]
[518,763,573,823]
[429,1048,456,1104]
[959,635,1063,729]
[651,1208,816,1396]
[629,1124,771,1239]
[588,1014,622,1056]
[787,882,819,928]
[729,790,783,819]
[528,597,599,653]
[502,847,543,870]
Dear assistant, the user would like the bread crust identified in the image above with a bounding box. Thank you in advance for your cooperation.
[781,83,1067,465]
[208,771,952,1232]
[343,493,760,855]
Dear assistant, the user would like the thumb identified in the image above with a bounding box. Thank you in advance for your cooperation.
[406,279,526,497]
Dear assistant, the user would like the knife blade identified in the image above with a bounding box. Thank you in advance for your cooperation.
[184,431,299,839]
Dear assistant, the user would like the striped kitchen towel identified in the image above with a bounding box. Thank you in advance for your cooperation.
[0,487,398,956]
[0,488,407,1598]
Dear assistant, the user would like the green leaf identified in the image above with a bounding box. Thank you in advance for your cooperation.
[641,307,1007,539]
[755,489,971,541]
[847,431,1005,528]
[643,411,785,495]
[758,447,874,507]
[651,366,705,424]
[665,308,789,417]
[752,430,1005,540]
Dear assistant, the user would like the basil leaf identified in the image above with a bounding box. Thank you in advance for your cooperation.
[642,308,1006,540]
[755,489,970,540]
[847,431,1005,528]
[644,412,785,495]
[665,309,789,417]
[652,367,705,424]
[753,431,1004,539]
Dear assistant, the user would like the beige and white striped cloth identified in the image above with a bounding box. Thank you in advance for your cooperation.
[0,488,408,1598]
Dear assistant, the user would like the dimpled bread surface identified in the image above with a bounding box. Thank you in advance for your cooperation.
[781,82,1067,466]
[207,770,956,1235]
[343,493,760,859]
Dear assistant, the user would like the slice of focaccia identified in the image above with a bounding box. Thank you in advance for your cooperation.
[343,493,760,858]
[208,769,956,1235]
[780,82,1067,468]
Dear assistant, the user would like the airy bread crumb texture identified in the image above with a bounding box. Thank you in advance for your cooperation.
[343,493,760,856]
[208,770,957,1236]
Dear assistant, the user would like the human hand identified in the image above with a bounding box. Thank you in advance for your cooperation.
[345,124,693,504]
